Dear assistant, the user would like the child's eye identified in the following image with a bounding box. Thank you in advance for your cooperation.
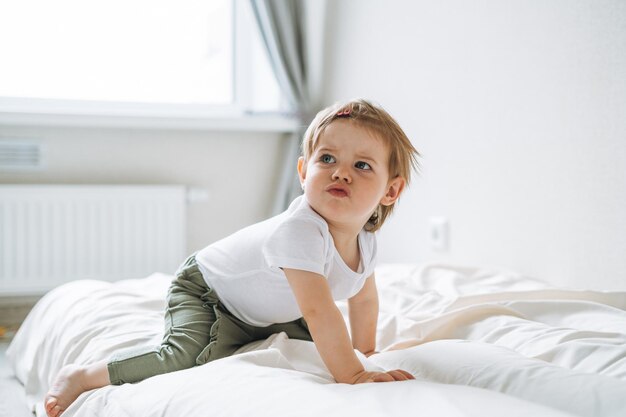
[320,154,336,164]
[355,161,372,170]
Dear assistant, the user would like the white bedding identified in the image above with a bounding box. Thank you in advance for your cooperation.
[7,263,626,417]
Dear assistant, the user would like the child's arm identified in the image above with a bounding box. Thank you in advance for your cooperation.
[348,274,378,357]
[283,268,413,384]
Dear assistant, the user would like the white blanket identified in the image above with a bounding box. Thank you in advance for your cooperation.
[8,263,626,417]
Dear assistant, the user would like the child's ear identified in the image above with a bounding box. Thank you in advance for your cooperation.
[297,157,306,185]
[380,176,406,206]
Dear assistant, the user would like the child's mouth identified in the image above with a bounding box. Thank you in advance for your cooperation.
[328,188,349,198]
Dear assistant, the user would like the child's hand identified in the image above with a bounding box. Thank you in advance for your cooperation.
[349,369,415,384]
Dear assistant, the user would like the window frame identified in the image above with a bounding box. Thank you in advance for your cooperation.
[0,0,296,132]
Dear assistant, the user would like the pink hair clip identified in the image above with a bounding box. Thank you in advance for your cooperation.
[336,108,351,117]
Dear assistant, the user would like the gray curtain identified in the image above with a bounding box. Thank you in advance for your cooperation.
[249,0,314,214]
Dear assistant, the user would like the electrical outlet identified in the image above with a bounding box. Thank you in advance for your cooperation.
[429,217,449,251]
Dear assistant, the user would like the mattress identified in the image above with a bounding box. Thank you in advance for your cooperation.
[7,262,626,417]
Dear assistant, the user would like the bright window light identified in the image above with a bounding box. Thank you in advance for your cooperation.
[0,0,287,123]
[0,0,236,107]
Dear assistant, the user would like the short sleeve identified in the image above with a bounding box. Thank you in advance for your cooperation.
[263,215,328,276]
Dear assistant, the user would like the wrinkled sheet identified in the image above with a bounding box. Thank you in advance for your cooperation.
[8,263,626,417]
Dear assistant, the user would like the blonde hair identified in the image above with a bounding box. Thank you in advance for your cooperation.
[301,99,420,232]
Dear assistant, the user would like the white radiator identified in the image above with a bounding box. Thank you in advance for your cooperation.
[0,185,187,295]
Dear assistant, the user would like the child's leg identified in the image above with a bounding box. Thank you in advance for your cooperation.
[44,255,215,417]
[257,317,313,342]
[107,258,215,384]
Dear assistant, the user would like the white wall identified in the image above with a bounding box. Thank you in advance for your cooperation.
[0,125,287,257]
[319,0,626,290]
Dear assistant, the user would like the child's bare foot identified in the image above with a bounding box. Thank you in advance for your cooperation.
[44,365,89,417]
[45,361,110,417]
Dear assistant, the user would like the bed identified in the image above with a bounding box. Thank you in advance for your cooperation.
[6,262,626,417]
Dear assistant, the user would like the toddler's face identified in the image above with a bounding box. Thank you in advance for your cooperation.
[298,119,401,230]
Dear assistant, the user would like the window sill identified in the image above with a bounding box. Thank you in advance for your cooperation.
[0,111,300,133]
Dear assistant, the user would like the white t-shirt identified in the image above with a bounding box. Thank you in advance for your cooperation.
[195,195,377,327]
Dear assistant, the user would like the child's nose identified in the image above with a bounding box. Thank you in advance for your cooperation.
[332,166,352,183]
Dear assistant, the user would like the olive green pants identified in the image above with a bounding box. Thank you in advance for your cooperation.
[107,254,312,385]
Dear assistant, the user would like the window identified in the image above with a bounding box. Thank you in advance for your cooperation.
[0,0,286,123]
